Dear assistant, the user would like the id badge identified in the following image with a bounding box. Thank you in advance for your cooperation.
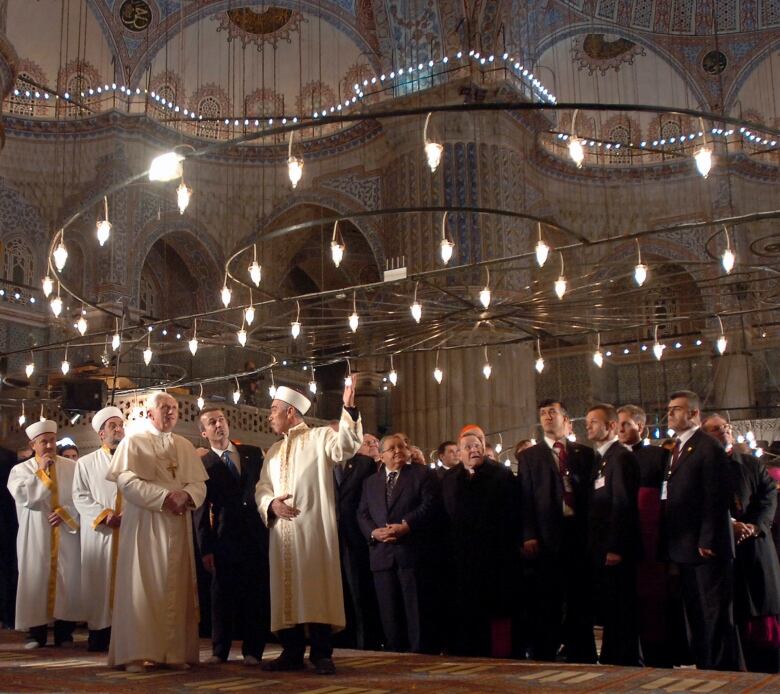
[661,480,668,500]
[594,476,606,490]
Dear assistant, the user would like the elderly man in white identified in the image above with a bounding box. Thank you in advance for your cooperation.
[72,405,125,652]
[107,391,207,672]
[7,420,82,648]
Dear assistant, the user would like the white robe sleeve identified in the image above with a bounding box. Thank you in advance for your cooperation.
[255,454,276,528]
[7,463,51,510]
[116,471,168,512]
[72,458,108,523]
[182,481,206,510]
[324,408,363,464]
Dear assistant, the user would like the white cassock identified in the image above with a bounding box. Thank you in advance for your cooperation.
[106,427,207,667]
[72,446,119,630]
[256,407,362,633]
[7,456,82,629]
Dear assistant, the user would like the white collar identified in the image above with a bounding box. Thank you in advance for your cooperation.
[675,426,699,447]
[212,442,237,458]
[596,437,619,457]
[544,435,567,449]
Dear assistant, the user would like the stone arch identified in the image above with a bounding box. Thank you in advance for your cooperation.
[0,178,47,282]
[724,35,780,113]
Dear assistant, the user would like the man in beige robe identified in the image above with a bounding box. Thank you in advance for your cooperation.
[7,420,82,648]
[106,392,207,672]
[256,380,362,674]
[72,405,125,652]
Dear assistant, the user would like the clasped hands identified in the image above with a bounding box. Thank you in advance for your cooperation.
[733,521,757,545]
[371,521,410,543]
[163,490,193,515]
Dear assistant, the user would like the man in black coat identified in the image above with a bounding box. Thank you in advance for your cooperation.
[196,408,269,666]
[517,399,597,663]
[703,414,780,673]
[335,433,382,650]
[0,445,18,629]
[435,440,458,479]
[585,404,641,666]
[357,434,439,653]
[663,391,743,671]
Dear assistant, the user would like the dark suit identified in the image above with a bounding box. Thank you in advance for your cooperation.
[663,428,743,671]
[517,440,596,662]
[334,453,382,650]
[357,463,439,652]
[196,443,269,661]
[0,447,18,629]
[589,441,641,665]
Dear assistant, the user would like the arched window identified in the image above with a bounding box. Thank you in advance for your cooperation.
[3,237,34,286]
[8,73,36,116]
[659,120,683,159]
[139,272,158,318]
[153,84,176,115]
[608,125,631,164]
[67,73,91,118]
[196,97,221,139]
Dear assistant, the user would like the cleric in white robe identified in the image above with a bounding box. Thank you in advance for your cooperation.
[106,392,207,672]
[7,420,82,648]
[255,380,362,675]
[72,405,125,652]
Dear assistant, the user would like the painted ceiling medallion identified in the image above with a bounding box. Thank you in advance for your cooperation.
[214,7,305,49]
[572,34,645,75]
[119,0,153,32]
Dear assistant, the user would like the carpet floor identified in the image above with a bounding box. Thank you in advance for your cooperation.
[0,630,777,693]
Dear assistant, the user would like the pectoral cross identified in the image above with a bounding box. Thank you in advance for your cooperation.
[166,461,178,479]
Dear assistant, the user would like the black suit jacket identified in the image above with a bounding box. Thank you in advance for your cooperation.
[663,429,734,564]
[631,442,668,488]
[336,453,378,548]
[357,463,439,572]
[588,441,640,560]
[196,443,267,563]
[518,440,595,552]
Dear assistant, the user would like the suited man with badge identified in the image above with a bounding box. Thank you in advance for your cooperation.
[196,407,269,666]
[663,391,743,671]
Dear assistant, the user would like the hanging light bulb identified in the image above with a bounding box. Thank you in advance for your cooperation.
[331,220,345,268]
[554,252,567,299]
[410,282,422,323]
[143,333,153,365]
[112,319,121,352]
[716,315,727,355]
[482,346,492,379]
[693,146,712,178]
[423,112,444,173]
[177,180,192,214]
[348,292,359,333]
[308,377,317,395]
[53,236,68,272]
[653,325,665,361]
[593,333,604,368]
[221,280,232,308]
[197,384,205,410]
[233,378,241,404]
[567,109,584,167]
[495,435,503,454]
[721,226,735,274]
[25,356,34,379]
[433,350,443,383]
[96,196,112,246]
[479,268,492,309]
[18,403,26,427]
[50,286,62,317]
[535,339,545,373]
[287,130,303,188]
[291,300,301,339]
[61,345,70,375]
[148,151,183,182]
[248,245,262,286]
[237,325,247,347]
[77,314,87,336]
[188,319,198,355]
[535,222,550,267]
[440,212,454,264]
[268,371,277,399]
[388,355,398,386]
[634,239,648,286]
[42,275,54,297]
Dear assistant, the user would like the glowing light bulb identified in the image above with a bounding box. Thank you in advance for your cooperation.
[25,361,34,378]
[288,156,303,188]
[569,137,584,167]
[291,321,301,339]
[197,395,205,410]
[248,261,261,287]
[440,238,454,264]
[42,276,53,297]
[722,248,735,274]
[331,240,344,268]
[535,356,545,373]
[535,239,549,268]
[388,369,398,386]
[269,384,277,399]
[495,443,503,454]
[634,263,648,286]
[433,367,443,384]
[77,316,87,335]
[425,141,443,173]
[653,342,665,360]
[61,359,70,375]
[112,333,121,351]
[232,387,241,404]
[50,296,62,316]
[410,301,422,323]
[221,284,231,308]
[237,328,247,347]
[143,346,153,365]
[716,334,727,354]
[308,379,317,395]
[349,311,359,332]
[53,241,68,271]
[593,350,604,368]
[567,432,577,442]
[188,338,198,356]
[96,220,111,246]
[18,412,26,426]
[554,277,567,299]
[149,152,183,182]
[479,287,491,309]
[176,181,191,214]
[482,362,492,379]
[694,146,712,178]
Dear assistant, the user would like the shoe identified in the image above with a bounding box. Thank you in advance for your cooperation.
[261,655,304,672]
[311,657,336,675]
[56,640,75,649]
[126,662,151,673]
[205,655,226,664]
[165,662,191,671]
[243,655,260,666]
[24,640,43,650]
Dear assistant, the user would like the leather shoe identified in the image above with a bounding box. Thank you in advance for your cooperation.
[205,655,225,664]
[261,655,304,672]
[311,657,336,675]
[243,655,260,666]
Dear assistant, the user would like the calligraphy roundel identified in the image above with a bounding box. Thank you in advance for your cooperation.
[119,0,153,32]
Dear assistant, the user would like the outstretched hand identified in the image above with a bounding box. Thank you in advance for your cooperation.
[343,374,358,408]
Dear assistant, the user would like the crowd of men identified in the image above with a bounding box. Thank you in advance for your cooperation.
[1,384,779,677]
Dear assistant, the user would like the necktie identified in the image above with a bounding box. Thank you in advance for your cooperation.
[553,441,576,511]
[221,451,239,480]
[670,438,682,470]
[386,470,398,504]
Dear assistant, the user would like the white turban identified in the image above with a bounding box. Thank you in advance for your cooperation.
[274,386,312,415]
[91,406,124,434]
[25,419,57,441]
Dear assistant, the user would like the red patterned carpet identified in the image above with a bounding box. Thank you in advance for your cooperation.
[0,630,778,693]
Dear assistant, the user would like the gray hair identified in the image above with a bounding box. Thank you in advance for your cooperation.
[146,391,176,410]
